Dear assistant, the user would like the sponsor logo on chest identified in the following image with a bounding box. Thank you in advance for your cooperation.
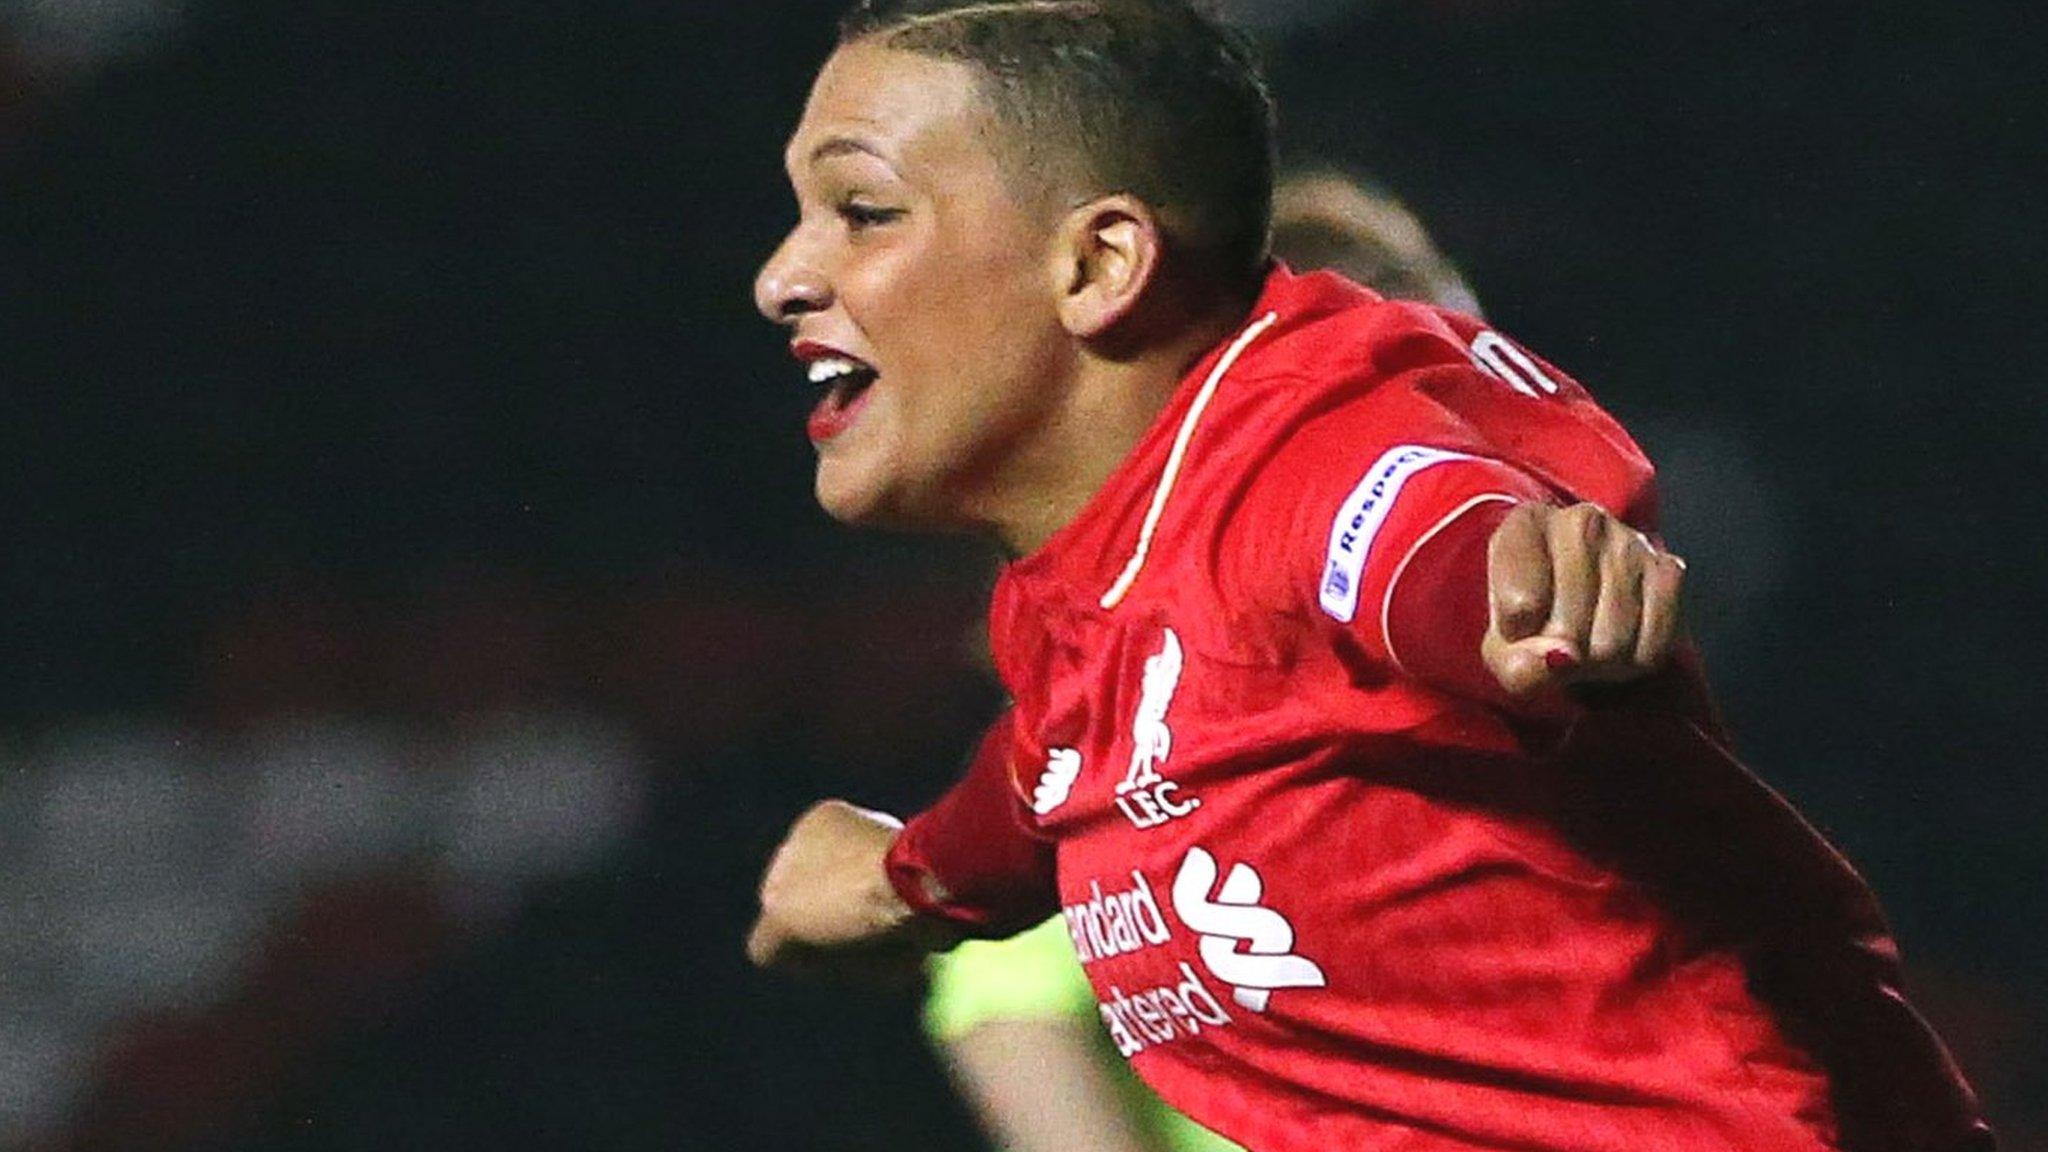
[1065,846,1329,1058]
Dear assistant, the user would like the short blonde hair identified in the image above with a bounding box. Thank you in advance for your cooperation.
[1271,170,1481,315]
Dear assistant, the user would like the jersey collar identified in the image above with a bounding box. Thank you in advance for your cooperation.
[997,263,1371,609]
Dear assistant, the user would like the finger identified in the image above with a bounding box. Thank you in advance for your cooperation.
[1542,504,1605,647]
[1585,530,1649,668]
[745,917,784,968]
[1633,551,1686,669]
[1487,503,1553,643]
[763,938,929,988]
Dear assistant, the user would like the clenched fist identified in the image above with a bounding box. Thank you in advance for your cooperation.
[746,800,958,977]
[1483,502,1686,697]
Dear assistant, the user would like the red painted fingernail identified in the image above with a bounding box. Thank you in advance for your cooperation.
[1544,647,1579,672]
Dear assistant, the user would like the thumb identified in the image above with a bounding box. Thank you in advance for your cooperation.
[746,914,787,968]
[1484,633,1582,697]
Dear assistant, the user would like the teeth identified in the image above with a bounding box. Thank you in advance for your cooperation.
[806,357,865,386]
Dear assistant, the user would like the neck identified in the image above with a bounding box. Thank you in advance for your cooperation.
[981,303,1253,558]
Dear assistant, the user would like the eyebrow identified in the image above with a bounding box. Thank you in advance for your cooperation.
[807,136,894,167]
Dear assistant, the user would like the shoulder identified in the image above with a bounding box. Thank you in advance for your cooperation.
[1243,289,1490,398]
[1196,306,1552,609]
[1191,291,1509,526]
[1212,287,1571,486]
[1150,278,1653,634]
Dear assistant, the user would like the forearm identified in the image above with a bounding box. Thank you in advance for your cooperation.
[1384,495,1533,709]
[747,800,959,972]
[942,1019,1166,1152]
[885,710,1060,937]
[750,713,1059,972]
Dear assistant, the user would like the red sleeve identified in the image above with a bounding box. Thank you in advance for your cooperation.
[1223,416,1575,711]
[1227,309,1660,710]
[882,710,1060,938]
[1308,446,1553,674]
[1380,493,1536,710]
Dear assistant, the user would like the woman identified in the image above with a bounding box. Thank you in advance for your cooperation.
[747,4,1988,1150]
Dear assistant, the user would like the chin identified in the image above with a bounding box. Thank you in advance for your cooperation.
[813,461,955,534]
[813,461,899,529]
[813,474,881,527]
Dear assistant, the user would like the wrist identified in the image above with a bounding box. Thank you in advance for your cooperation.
[881,829,969,950]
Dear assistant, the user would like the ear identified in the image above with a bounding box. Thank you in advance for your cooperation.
[1049,194,1163,339]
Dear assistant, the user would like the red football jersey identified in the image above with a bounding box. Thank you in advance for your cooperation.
[886,267,1990,1152]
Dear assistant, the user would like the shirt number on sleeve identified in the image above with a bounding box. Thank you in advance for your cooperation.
[1469,331,1561,399]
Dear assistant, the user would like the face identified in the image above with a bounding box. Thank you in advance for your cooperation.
[754,41,1076,531]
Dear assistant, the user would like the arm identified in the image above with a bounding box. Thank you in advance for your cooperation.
[926,921,1237,1152]
[1405,498,1687,706]
[942,1018,1170,1152]
[748,711,1058,973]
[883,710,1061,938]
[933,924,1165,1152]
[1238,430,1683,712]
[744,799,947,976]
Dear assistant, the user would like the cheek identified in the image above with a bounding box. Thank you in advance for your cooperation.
[906,245,1045,365]
[843,247,958,361]
[850,232,1056,450]
[863,250,1018,391]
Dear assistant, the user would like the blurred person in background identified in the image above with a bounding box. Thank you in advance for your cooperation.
[746,2,1990,1149]
[921,168,1494,1152]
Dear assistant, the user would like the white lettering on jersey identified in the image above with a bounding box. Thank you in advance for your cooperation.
[1032,747,1082,816]
[1099,962,1234,1058]
[1062,870,1173,964]
[1319,445,1473,624]
[1170,846,1327,1013]
[1469,330,1562,398]
[1116,629,1200,829]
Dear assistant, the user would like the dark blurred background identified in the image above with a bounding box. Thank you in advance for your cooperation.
[0,0,2041,1148]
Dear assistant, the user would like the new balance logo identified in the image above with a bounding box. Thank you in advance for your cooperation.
[1170,846,1327,1013]
[1116,629,1199,829]
[1032,747,1082,816]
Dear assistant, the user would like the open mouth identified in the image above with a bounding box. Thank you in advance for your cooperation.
[805,355,879,442]
[808,356,879,406]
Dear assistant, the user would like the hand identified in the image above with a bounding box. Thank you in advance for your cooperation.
[1482,502,1686,697]
[746,800,953,978]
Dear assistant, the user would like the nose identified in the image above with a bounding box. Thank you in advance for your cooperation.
[753,231,831,324]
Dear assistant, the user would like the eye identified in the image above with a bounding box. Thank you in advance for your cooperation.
[838,200,905,230]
